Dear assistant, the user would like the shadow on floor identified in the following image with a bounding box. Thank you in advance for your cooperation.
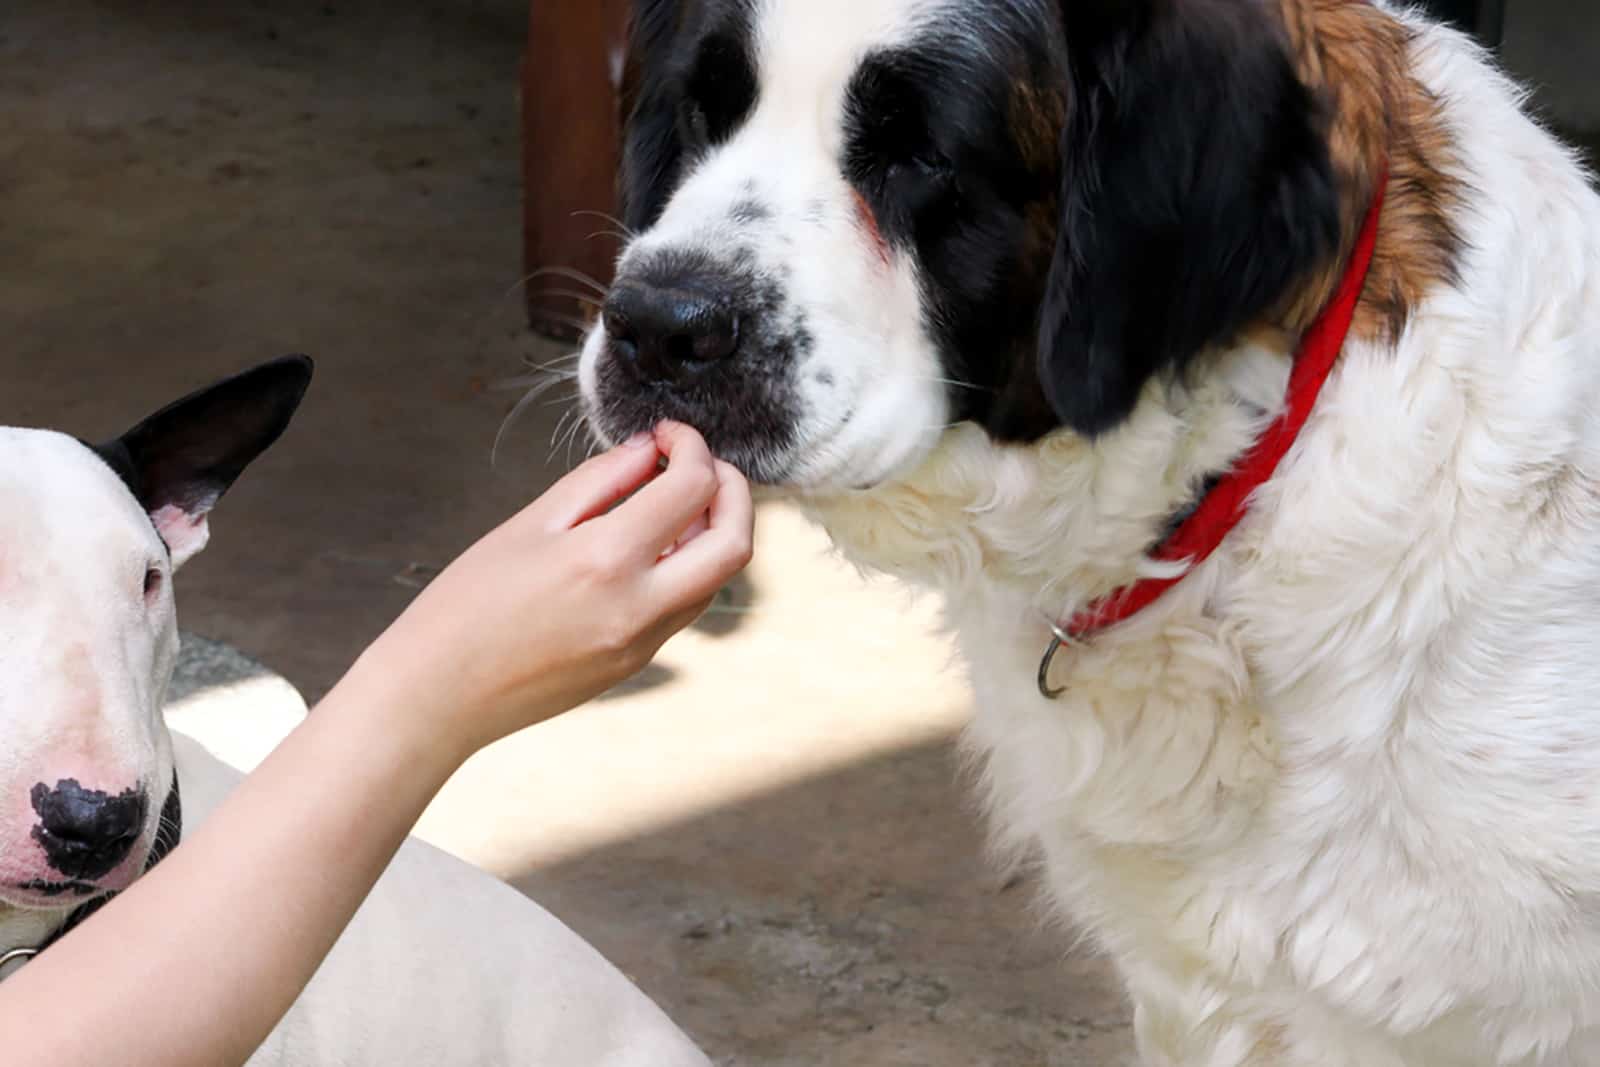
[512,737,1133,1067]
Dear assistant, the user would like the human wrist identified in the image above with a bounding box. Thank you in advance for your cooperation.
[320,641,475,792]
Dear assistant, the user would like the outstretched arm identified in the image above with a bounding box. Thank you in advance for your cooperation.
[0,422,753,1067]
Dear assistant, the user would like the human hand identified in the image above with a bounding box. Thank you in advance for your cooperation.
[347,421,754,765]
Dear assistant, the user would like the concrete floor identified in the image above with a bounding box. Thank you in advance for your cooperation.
[1,2,1128,1063]
[4,4,1596,1065]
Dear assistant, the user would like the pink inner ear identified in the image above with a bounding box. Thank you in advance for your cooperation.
[150,504,211,570]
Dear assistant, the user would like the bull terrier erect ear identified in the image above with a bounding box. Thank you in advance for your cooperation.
[92,356,315,569]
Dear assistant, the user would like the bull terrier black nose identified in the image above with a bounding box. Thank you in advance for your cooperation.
[30,779,148,880]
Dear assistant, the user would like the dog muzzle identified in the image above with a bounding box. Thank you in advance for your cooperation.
[0,775,182,979]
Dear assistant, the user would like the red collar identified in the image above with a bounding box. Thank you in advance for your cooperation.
[1042,174,1387,684]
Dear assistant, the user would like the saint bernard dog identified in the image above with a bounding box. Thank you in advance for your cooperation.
[577,0,1600,1062]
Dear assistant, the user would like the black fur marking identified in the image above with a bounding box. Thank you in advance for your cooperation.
[681,29,758,152]
[843,50,961,253]
[842,14,1066,440]
[1038,0,1340,436]
[621,0,759,231]
[836,1,1338,440]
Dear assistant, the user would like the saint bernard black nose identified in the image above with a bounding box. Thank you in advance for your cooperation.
[31,779,148,880]
[603,281,741,385]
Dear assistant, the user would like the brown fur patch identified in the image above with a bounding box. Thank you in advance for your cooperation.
[1009,80,1067,176]
[985,82,1070,438]
[1273,0,1464,344]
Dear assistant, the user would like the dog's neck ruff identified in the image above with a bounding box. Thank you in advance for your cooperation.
[0,776,182,977]
[1039,174,1389,697]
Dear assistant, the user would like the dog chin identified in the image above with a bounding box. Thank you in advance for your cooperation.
[0,852,144,910]
[582,399,943,493]
[586,413,925,493]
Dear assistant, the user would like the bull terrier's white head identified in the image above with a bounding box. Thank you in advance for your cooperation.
[0,357,312,946]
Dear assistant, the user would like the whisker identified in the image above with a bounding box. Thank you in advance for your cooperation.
[529,310,599,336]
[492,368,580,393]
[557,404,592,467]
[492,372,577,469]
[531,287,605,309]
[562,406,587,452]
[553,416,577,465]
[457,259,613,365]
[514,350,582,376]
[578,424,602,465]
[522,265,610,294]
[571,210,635,240]
[549,407,576,453]
[921,376,994,393]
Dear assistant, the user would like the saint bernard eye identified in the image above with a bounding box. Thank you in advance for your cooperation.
[679,31,757,150]
[888,149,953,182]
[844,54,952,192]
[678,98,713,150]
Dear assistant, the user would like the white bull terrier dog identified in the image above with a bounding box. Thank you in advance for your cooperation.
[0,357,710,1067]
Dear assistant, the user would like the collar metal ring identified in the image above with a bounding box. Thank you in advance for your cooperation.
[0,947,39,971]
[1037,624,1077,700]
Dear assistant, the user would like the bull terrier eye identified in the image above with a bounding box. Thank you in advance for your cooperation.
[142,565,164,602]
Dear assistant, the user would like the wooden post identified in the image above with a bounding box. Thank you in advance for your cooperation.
[522,1,631,341]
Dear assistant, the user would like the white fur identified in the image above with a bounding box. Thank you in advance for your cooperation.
[0,420,708,1066]
[804,19,1600,1067]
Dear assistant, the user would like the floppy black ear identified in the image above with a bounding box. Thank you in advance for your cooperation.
[619,0,688,232]
[1040,0,1340,436]
[93,356,314,568]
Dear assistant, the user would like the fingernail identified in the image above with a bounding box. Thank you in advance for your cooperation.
[623,432,653,449]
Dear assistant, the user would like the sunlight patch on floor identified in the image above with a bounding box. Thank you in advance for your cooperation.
[410,503,972,872]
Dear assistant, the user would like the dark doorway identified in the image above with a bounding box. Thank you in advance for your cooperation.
[1420,0,1506,46]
